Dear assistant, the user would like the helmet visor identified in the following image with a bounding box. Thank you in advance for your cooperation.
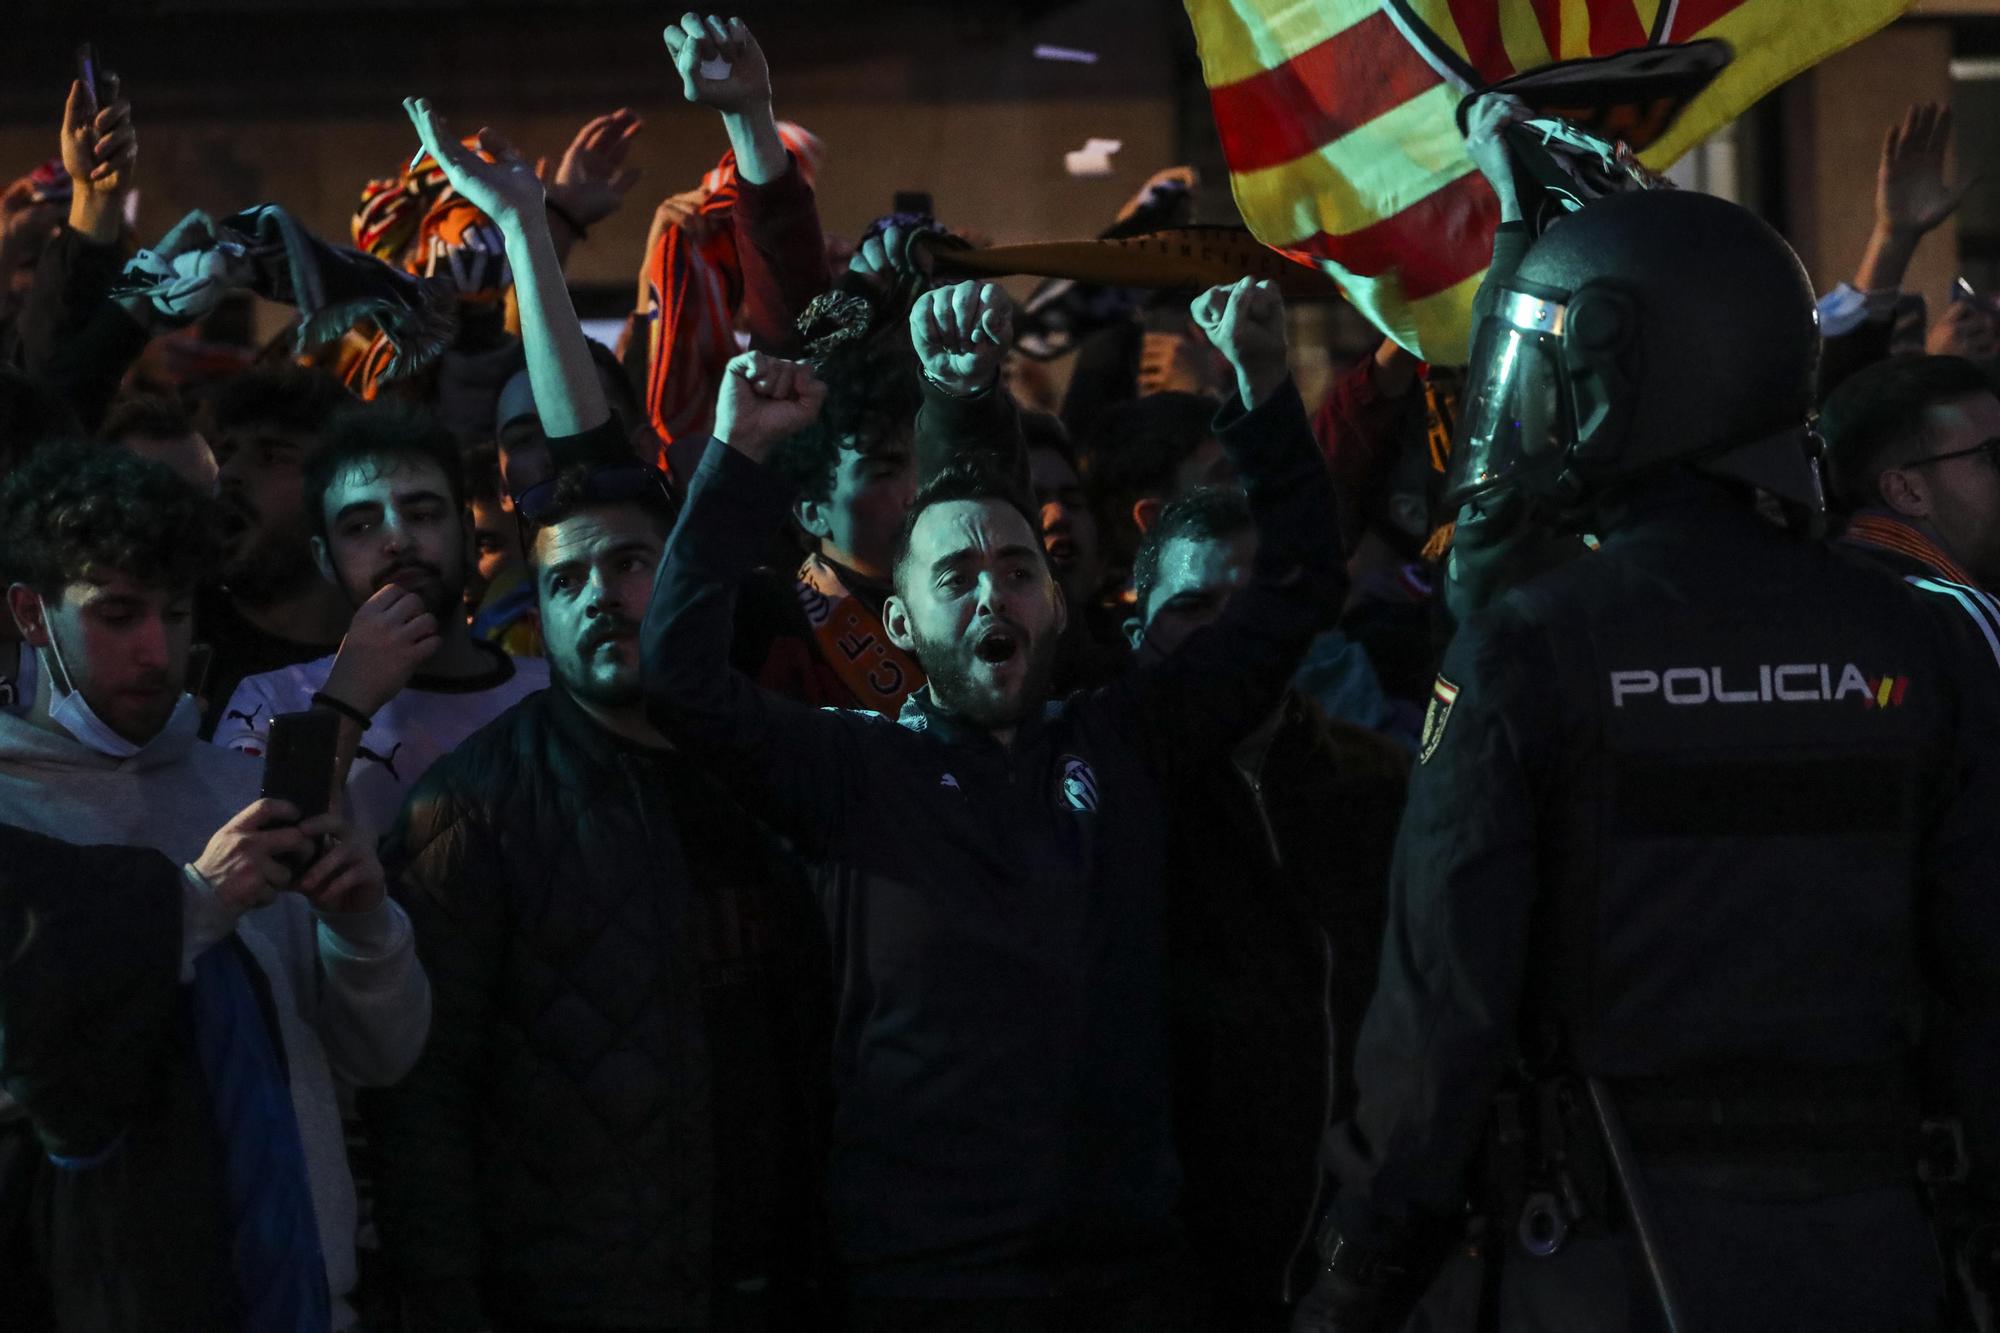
[1444,289,1573,509]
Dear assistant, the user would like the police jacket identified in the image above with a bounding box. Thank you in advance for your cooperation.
[642,384,1343,1301]
[361,685,830,1331]
[1326,479,2000,1258]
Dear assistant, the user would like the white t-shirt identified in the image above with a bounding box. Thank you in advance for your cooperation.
[214,641,548,840]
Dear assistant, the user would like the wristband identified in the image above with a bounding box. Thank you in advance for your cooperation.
[920,365,992,401]
[310,691,372,732]
[546,198,590,242]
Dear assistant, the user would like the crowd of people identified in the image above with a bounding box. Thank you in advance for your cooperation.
[0,13,1995,1333]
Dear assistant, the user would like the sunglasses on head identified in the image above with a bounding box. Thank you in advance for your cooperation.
[512,464,676,525]
[510,463,678,558]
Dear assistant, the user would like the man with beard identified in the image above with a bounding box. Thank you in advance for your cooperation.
[198,365,355,736]
[214,401,547,840]
[644,276,1343,1330]
[362,461,829,1331]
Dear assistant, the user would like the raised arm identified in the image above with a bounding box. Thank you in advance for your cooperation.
[665,12,829,352]
[404,97,609,441]
[641,350,866,858]
[1100,278,1344,771]
[910,280,1027,492]
[1854,103,1968,296]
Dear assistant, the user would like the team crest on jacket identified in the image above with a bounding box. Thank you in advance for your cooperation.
[1057,755,1100,812]
[1419,676,1458,764]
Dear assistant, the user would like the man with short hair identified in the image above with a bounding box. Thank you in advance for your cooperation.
[216,401,547,838]
[364,458,829,1332]
[1024,412,1127,690]
[0,368,76,720]
[199,363,356,736]
[1820,353,2000,588]
[102,391,219,495]
[644,276,1342,1329]
[0,440,429,1331]
[1124,487,1405,1329]
[747,323,926,713]
[1083,390,1238,597]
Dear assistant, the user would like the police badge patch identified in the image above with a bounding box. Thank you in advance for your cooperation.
[1057,755,1100,812]
[1419,676,1459,764]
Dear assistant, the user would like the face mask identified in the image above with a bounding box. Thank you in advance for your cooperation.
[35,596,191,760]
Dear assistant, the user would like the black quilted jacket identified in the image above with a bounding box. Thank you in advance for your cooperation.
[361,685,830,1331]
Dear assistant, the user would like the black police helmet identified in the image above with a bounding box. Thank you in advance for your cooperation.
[1448,189,1822,514]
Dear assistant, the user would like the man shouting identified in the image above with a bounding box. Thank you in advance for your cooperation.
[643,278,1344,1332]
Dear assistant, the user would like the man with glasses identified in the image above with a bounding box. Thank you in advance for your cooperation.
[1821,354,2000,593]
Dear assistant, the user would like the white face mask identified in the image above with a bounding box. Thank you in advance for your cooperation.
[35,596,193,760]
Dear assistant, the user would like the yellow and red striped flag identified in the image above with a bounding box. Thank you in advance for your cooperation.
[1189,0,1914,363]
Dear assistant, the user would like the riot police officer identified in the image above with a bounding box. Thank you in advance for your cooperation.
[1293,187,2000,1332]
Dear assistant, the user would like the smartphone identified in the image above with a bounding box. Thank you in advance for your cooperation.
[75,43,106,118]
[893,190,934,218]
[260,709,339,822]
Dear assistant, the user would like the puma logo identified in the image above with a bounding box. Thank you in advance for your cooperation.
[355,740,404,781]
[226,703,263,727]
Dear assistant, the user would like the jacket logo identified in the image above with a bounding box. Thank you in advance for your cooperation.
[1057,755,1099,812]
[1610,665,1909,709]
[1419,676,1458,764]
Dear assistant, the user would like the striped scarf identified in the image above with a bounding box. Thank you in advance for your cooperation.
[1839,509,1977,585]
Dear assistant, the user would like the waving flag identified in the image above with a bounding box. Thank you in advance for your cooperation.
[1189,0,1914,362]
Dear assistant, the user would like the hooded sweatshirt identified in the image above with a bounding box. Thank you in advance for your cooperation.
[0,700,431,1330]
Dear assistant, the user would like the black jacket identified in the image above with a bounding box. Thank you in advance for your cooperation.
[0,824,242,1331]
[1328,486,2000,1321]
[360,685,829,1331]
[1167,697,1405,1310]
[643,383,1343,1301]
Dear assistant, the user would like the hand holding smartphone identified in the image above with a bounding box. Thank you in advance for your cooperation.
[259,710,340,873]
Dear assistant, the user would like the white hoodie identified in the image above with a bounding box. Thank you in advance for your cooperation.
[0,702,431,1331]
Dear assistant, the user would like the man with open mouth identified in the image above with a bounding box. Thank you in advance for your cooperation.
[645,275,1343,1331]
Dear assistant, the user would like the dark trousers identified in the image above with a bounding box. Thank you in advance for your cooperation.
[849,1281,1215,1333]
[1403,1180,1945,1333]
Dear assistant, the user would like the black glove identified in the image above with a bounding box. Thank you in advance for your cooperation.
[1291,1238,1418,1333]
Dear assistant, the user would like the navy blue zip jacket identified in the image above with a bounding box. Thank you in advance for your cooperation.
[642,381,1343,1300]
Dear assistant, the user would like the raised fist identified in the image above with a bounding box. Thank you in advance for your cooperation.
[715,351,828,463]
[663,13,772,115]
[910,280,1012,397]
[1191,277,1289,409]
